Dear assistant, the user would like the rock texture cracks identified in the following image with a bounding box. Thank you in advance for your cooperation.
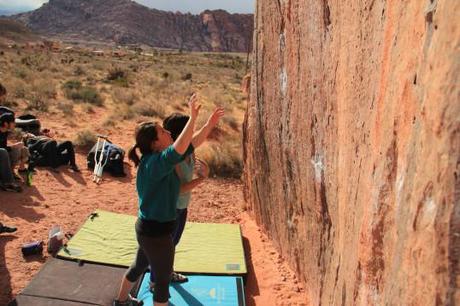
[244,0,459,304]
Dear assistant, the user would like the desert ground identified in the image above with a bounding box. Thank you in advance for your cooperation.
[0,45,308,305]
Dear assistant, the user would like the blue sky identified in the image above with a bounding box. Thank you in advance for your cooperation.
[0,0,254,14]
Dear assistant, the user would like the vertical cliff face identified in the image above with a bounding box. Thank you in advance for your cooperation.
[243,1,459,305]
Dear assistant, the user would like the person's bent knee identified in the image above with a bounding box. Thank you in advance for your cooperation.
[0,148,8,157]
[124,266,143,283]
[45,140,58,148]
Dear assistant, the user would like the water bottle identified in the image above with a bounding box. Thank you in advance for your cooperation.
[26,169,33,187]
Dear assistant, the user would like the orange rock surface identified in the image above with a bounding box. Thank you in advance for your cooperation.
[244,1,459,305]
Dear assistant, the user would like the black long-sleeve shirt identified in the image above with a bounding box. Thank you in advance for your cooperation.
[0,131,9,151]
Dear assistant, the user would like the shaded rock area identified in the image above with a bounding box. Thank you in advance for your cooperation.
[243,0,459,305]
[11,0,253,52]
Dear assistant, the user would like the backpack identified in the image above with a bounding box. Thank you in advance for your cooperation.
[0,106,15,117]
[15,114,41,135]
[87,141,126,177]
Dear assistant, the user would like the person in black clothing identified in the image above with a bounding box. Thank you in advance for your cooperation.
[0,146,22,192]
[0,112,29,174]
[24,129,80,172]
[0,83,6,104]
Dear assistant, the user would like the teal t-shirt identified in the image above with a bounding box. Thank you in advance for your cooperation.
[136,144,194,222]
[176,156,195,209]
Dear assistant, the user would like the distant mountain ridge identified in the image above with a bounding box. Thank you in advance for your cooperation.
[10,0,254,52]
[0,18,39,44]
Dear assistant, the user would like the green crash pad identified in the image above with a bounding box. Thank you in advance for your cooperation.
[58,210,247,275]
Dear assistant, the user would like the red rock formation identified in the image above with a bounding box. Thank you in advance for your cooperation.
[243,0,459,305]
[11,0,253,52]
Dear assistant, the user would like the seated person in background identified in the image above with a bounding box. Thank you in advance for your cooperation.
[24,128,80,172]
[0,112,30,176]
[0,83,7,104]
[0,146,22,192]
[0,222,17,234]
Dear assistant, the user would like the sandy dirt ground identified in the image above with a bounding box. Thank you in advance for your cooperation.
[0,124,309,305]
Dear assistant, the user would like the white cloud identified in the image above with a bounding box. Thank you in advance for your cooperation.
[136,0,254,14]
[0,0,48,11]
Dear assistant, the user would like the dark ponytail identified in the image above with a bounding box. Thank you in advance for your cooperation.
[128,144,140,167]
[129,122,159,167]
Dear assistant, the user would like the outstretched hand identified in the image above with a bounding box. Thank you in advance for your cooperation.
[188,93,201,120]
[207,107,225,127]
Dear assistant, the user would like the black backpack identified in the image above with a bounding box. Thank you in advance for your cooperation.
[87,141,126,177]
[0,106,15,116]
[15,114,41,135]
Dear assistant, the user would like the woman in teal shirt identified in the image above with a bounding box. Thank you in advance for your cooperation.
[113,94,224,306]
[145,113,210,286]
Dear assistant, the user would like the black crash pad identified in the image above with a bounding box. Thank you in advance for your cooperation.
[9,258,127,305]
[9,295,90,306]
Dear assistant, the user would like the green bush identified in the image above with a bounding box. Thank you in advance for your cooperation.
[64,81,103,106]
[79,87,103,106]
[63,80,82,90]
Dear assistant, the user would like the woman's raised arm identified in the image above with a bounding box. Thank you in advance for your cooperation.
[173,94,201,154]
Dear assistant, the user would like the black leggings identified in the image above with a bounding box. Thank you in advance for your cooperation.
[125,232,174,303]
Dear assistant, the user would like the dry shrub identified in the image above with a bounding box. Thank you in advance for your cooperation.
[107,67,128,87]
[112,104,135,121]
[223,116,240,131]
[181,73,192,81]
[82,104,95,114]
[132,100,166,118]
[73,66,86,76]
[32,79,57,99]
[74,129,97,149]
[112,88,138,105]
[21,54,48,71]
[1,99,18,108]
[92,61,106,71]
[102,115,117,127]
[198,142,242,178]
[14,67,28,79]
[56,101,74,116]
[9,79,27,98]
[25,94,48,112]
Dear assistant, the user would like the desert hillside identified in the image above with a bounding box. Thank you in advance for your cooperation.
[11,0,253,52]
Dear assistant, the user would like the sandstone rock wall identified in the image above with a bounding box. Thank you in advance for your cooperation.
[243,1,459,305]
